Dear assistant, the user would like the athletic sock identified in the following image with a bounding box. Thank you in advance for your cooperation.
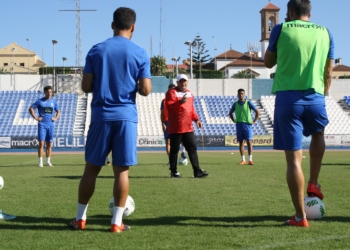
[39,157,43,164]
[294,215,305,222]
[182,146,186,153]
[111,206,125,226]
[249,155,252,161]
[46,157,50,164]
[106,156,110,162]
[76,203,88,221]
[242,156,246,161]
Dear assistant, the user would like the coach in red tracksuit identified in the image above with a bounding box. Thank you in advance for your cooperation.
[165,74,209,178]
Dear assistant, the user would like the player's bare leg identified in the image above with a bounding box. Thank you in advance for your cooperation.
[111,166,129,229]
[78,162,102,204]
[247,140,253,164]
[38,141,45,167]
[285,150,306,219]
[38,141,44,158]
[309,131,325,184]
[112,166,129,207]
[45,141,52,158]
[45,141,53,166]
[239,141,246,164]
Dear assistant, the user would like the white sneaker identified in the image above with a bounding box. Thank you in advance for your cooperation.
[46,162,54,167]
[38,163,43,168]
[0,210,16,220]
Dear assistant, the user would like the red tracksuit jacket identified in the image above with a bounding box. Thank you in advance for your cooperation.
[165,87,199,134]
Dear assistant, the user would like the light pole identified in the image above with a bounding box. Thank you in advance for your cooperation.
[11,47,16,75]
[52,40,58,92]
[212,36,217,70]
[62,57,67,75]
[26,38,30,75]
[171,57,180,77]
[184,41,196,79]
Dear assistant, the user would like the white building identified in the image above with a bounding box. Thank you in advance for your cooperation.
[209,3,280,79]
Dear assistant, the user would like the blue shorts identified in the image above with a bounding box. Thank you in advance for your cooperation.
[236,122,253,142]
[163,121,169,139]
[274,104,328,150]
[38,123,54,142]
[85,121,137,167]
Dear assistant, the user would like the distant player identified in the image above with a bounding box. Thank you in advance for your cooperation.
[229,89,260,165]
[106,154,111,166]
[28,85,60,167]
[160,83,187,165]
[264,0,334,227]
[70,7,152,233]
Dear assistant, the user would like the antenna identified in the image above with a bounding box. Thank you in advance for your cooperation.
[59,0,96,67]
[247,41,260,81]
[159,0,162,56]
[150,35,153,58]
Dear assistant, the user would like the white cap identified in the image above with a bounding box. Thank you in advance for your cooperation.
[177,74,188,82]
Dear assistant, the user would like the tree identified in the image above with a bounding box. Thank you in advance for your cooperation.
[150,55,167,76]
[0,68,9,74]
[187,35,212,74]
[231,70,256,79]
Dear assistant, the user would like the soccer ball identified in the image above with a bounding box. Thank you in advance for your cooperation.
[178,157,188,165]
[0,176,3,190]
[304,196,326,220]
[109,195,135,217]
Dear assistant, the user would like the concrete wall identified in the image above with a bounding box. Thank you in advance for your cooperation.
[0,74,52,91]
[1,74,349,100]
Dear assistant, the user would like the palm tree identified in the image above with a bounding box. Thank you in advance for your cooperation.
[0,68,8,74]
[150,56,167,76]
[231,70,255,79]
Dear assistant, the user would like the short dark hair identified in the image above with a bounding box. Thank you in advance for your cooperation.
[168,83,176,90]
[44,86,52,92]
[287,0,311,17]
[113,7,136,30]
[237,88,245,93]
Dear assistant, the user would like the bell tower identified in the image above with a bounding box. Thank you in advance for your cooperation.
[260,2,280,59]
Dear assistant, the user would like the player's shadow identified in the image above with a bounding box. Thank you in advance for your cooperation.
[45,175,177,180]
[322,163,350,166]
[1,214,350,231]
[45,175,115,180]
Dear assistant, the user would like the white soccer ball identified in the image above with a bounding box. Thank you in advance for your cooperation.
[109,195,135,217]
[0,176,3,190]
[304,196,326,220]
[178,157,188,165]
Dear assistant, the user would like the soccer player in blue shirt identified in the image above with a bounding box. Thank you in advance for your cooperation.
[229,89,260,165]
[70,7,152,233]
[28,85,60,167]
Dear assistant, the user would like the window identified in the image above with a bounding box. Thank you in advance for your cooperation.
[4,63,8,66]
[20,63,25,67]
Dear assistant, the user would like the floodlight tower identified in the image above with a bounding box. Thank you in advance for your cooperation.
[59,0,96,68]
[76,0,82,67]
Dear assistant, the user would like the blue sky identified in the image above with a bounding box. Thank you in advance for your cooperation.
[1,0,350,67]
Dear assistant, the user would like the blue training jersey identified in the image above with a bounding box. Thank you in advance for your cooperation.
[31,97,60,124]
[84,36,151,123]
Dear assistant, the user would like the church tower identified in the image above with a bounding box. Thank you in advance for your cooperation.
[260,2,280,60]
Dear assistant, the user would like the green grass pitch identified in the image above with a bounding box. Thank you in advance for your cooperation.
[0,150,350,249]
